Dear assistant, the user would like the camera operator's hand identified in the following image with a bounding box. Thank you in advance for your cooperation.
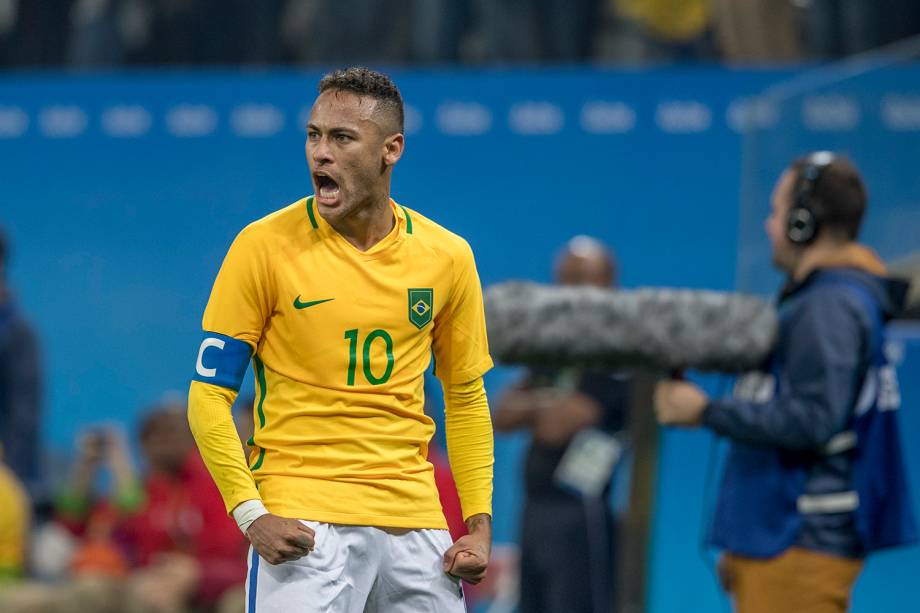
[654,380,708,427]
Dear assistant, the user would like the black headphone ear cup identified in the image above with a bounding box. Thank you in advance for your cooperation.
[787,206,816,244]
[788,151,833,245]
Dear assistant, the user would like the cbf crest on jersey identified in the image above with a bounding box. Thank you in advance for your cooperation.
[408,288,433,329]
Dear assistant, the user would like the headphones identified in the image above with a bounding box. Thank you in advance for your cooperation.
[786,151,836,245]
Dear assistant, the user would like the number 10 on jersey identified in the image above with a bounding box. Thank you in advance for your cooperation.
[344,329,394,386]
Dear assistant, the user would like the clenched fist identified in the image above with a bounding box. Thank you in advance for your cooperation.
[247,514,316,565]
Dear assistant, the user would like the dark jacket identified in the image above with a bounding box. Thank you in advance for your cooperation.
[704,247,914,558]
[0,299,42,494]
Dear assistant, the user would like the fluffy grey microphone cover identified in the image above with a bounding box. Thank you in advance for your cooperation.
[484,282,778,372]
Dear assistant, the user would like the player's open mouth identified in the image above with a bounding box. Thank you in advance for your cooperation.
[314,173,340,204]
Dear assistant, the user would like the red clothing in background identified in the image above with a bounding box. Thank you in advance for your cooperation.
[117,450,247,604]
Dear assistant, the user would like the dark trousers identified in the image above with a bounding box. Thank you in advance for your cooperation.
[519,497,615,613]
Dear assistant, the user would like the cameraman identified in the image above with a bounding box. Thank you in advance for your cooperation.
[654,153,917,613]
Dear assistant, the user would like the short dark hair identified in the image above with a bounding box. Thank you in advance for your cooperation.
[318,67,404,134]
[790,154,867,241]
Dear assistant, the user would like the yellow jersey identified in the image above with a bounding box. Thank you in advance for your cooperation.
[0,463,28,575]
[193,196,493,529]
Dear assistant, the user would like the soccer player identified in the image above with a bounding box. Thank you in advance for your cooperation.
[188,67,494,612]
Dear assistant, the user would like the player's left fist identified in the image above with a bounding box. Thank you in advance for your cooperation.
[443,514,491,585]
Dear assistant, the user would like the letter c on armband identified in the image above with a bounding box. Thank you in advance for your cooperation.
[192,331,252,391]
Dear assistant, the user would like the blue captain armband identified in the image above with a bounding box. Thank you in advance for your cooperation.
[193,331,252,391]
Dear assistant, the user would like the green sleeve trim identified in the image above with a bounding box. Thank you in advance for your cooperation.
[251,447,266,472]
[250,356,269,471]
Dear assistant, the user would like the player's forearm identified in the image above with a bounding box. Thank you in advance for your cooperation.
[187,381,261,513]
[465,513,492,538]
[444,376,494,521]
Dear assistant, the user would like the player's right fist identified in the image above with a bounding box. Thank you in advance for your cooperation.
[246,514,316,565]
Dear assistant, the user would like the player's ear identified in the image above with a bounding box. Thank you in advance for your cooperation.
[383,132,404,167]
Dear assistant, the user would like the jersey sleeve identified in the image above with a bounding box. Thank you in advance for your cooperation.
[193,226,274,391]
[443,376,493,520]
[203,225,275,351]
[432,240,494,385]
[188,380,261,513]
[188,225,273,514]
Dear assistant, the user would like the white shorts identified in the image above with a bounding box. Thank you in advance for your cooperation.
[245,521,466,613]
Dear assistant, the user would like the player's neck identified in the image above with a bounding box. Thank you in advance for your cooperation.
[329,196,396,252]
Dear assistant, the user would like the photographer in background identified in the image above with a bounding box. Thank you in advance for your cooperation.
[655,153,917,613]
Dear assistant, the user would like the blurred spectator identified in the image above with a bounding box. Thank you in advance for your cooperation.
[137,0,281,66]
[475,0,601,62]
[801,0,880,58]
[615,0,711,43]
[2,0,920,67]
[0,227,43,499]
[0,0,15,66]
[410,0,471,63]
[712,0,803,63]
[493,236,632,613]
[0,456,29,581]
[601,0,716,62]
[52,400,247,612]
[126,403,247,610]
[711,0,920,63]
[0,0,74,67]
[281,0,413,65]
[55,426,138,578]
[801,0,920,58]
[69,0,125,67]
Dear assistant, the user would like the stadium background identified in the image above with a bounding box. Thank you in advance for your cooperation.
[2,3,920,612]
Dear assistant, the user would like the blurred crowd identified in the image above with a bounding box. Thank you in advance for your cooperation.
[0,223,259,611]
[0,394,254,613]
[2,0,920,69]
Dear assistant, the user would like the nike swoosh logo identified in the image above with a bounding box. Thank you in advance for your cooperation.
[293,296,335,310]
